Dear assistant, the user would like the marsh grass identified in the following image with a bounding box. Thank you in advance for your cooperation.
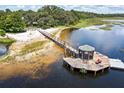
[71,18,109,28]
[100,24,113,30]
[0,55,15,63]
[19,41,47,55]
[103,17,124,20]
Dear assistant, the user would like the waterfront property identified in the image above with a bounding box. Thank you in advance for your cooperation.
[39,29,110,74]
[39,28,124,75]
[63,45,110,75]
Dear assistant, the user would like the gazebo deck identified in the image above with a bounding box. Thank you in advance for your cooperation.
[63,52,110,72]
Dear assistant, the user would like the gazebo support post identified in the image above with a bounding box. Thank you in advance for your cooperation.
[94,71,96,76]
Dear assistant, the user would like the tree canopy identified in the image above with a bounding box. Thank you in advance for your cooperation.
[0,5,124,33]
[0,12,26,33]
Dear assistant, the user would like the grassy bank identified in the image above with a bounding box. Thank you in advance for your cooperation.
[71,18,109,28]
[56,17,124,29]
[0,38,15,45]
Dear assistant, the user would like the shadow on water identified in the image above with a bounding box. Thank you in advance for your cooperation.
[62,61,110,80]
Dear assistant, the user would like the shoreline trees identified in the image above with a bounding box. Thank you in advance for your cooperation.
[0,5,124,33]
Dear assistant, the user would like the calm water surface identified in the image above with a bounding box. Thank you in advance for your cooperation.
[0,44,7,56]
[70,25,124,61]
[0,24,124,88]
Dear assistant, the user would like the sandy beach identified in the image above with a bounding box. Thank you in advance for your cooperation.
[6,28,60,42]
[0,27,65,80]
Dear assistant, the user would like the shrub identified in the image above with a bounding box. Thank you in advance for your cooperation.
[0,29,5,36]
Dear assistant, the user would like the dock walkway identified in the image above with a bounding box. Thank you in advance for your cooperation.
[109,59,124,70]
[38,29,124,72]
[38,29,79,56]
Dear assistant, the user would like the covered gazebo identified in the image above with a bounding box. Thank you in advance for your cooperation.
[78,45,95,60]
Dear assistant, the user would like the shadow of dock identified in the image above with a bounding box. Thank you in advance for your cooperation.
[62,62,109,79]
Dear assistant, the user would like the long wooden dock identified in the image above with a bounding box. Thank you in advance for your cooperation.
[38,29,110,73]
[38,29,124,73]
[38,29,79,57]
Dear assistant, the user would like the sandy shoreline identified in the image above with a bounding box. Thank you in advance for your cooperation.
[0,27,65,80]
[6,28,60,42]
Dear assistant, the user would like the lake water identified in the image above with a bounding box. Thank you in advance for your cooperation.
[0,24,124,88]
[70,25,124,62]
[0,44,7,56]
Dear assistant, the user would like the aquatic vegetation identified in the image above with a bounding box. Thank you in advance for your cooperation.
[100,25,112,30]
[120,22,124,24]
[103,17,124,20]
[90,28,97,30]
[72,18,109,28]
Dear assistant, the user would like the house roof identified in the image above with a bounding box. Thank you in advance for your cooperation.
[79,45,95,51]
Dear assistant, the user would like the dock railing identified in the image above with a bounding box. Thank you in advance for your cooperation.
[38,29,79,56]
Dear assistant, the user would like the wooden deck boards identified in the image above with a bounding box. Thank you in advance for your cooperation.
[63,52,110,72]
[39,30,79,55]
[109,58,124,70]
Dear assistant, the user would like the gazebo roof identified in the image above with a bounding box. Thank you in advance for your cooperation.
[79,45,95,52]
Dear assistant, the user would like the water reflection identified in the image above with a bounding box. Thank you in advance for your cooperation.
[63,62,109,79]
[70,25,124,61]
